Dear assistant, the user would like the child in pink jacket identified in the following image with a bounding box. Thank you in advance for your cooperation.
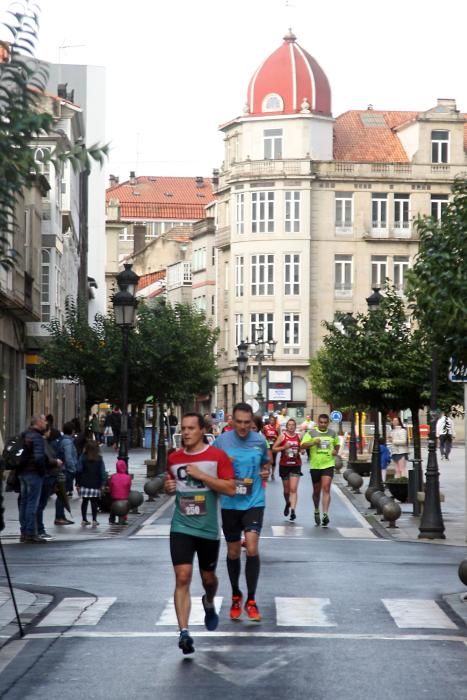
[108,459,132,525]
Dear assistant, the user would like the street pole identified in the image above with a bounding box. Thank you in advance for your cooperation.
[255,352,264,416]
[465,383,467,543]
[241,372,245,401]
[348,412,358,463]
[368,408,383,491]
[118,326,129,462]
[418,353,445,539]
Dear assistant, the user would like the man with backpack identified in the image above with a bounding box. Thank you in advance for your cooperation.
[436,411,456,461]
[19,415,48,543]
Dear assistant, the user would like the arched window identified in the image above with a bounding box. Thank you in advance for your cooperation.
[262,93,284,112]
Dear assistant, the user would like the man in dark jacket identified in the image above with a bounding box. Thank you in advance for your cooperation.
[19,415,48,543]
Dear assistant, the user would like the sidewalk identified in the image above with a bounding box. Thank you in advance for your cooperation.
[0,447,168,544]
[337,443,467,546]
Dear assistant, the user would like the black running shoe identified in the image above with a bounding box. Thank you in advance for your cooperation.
[284,501,290,517]
[290,509,296,521]
[178,630,194,655]
[202,594,219,631]
[322,513,330,528]
[314,510,321,526]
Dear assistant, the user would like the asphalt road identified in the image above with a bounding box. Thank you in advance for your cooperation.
[0,476,466,700]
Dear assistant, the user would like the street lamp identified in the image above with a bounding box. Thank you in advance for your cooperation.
[252,324,277,416]
[366,287,384,492]
[236,340,249,401]
[112,263,139,462]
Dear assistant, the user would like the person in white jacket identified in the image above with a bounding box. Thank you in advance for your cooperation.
[390,417,409,477]
[436,412,456,460]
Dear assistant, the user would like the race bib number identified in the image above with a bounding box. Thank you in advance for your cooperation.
[235,478,253,496]
[180,495,207,516]
[319,439,331,450]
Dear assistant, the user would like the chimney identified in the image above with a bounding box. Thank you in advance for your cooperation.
[57,83,67,98]
[133,224,146,255]
[212,168,219,186]
[129,171,136,186]
[195,176,204,187]
[109,174,119,188]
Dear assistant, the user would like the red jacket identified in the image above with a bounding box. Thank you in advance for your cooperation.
[108,461,132,500]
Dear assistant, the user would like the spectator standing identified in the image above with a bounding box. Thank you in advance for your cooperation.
[390,417,409,477]
[109,408,122,451]
[436,412,456,460]
[108,459,132,525]
[19,415,48,543]
[76,441,106,526]
[57,422,78,511]
[90,414,100,442]
[37,427,67,539]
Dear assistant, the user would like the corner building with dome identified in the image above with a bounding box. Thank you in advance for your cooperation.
[213,30,466,418]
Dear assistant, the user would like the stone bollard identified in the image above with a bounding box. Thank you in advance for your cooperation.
[144,476,165,501]
[343,468,353,483]
[110,499,130,517]
[376,494,392,516]
[128,489,144,514]
[382,499,402,528]
[347,472,364,493]
[370,490,385,510]
[365,485,380,505]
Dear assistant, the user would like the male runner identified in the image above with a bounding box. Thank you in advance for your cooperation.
[215,402,270,622]
[166,412,235,654]
[305,413,340,527]
[262,413,279,479]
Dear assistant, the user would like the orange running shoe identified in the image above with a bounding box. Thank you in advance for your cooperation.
[244,599,262,622]
[230,595,243,620]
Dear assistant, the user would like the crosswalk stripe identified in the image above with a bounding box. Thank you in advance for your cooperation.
[275,597,336,627]
[271,526,305,537]
[156,596,224,626]
[336,528,377,538]
[382,599,458,629]
[37,597,115,627]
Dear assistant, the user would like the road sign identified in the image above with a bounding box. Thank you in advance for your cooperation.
[244,381,259,396]
[330,410,342,423]
[246,398,259,413]
[449,357,467,383]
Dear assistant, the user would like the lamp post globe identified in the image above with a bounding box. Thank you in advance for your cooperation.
[116,262,139,296]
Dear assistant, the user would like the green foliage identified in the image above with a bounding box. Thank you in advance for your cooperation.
[407,176,467,372]
[37,297,220,409]
[0,1,108,268]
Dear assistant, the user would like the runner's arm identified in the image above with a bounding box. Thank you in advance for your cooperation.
[185,463,236,495]
[271,435,285,453]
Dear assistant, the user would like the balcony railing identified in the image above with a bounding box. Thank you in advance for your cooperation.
[223,158,313,180]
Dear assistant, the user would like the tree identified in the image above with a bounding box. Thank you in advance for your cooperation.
[0,2,108,267]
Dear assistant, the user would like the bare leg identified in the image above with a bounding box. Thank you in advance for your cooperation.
[174,564,193,630]
[312,481,321,510]
[288,476,299,511]
[320,475,332,514]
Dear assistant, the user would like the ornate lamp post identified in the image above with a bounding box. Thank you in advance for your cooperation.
[366,287,384,491]
[252,324,277,416]
[236,340,249,401]
[112,263,139,462]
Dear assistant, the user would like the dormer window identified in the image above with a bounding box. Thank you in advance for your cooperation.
[431,130,449,163]
[262,93,284,112]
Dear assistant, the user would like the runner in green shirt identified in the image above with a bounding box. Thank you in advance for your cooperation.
[301,414,339,527]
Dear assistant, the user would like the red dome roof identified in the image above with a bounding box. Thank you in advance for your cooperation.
[246,30,331,117]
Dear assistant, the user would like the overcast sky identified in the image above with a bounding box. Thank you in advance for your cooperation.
[3,0,467,180]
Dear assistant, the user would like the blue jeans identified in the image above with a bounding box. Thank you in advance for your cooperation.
[19,472,44,536]
[36,475,57,534]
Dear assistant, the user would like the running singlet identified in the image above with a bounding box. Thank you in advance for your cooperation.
[263,424,278,448]
[215,431,269,511]
[278,432,301,467]
[308,428,339,470]
[167,445,234,540]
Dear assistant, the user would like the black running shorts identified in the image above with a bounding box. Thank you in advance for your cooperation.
[221,507,264,542]
[279,465,302,480]
[170,531,220,571]
[310,467,334,483]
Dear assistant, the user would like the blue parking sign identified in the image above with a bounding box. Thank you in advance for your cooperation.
[330,410,342,423]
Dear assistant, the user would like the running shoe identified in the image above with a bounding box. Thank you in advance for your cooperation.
[322,513,330,528]
[202,594,219,631]
[314,510,321,526]
[244,599,262,622]
[290,509,296,521]
[178,629,195,655]
[230,594,243,620]
[283,501,290,517]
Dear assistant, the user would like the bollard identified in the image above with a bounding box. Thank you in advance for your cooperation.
[382,499,402,528]
[343,468,353,483]
[144,477,163,500]
[370,490,385,510]
[128,489,144,514]
[348,472,364,493]
[365,485,380,505]
[377,494,392,516]
[110,499,130,516]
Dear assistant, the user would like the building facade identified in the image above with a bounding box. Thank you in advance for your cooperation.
[213,30,466,419]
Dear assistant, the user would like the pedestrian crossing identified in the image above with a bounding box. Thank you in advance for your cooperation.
[33,595,459,631]
[131,523,377,539]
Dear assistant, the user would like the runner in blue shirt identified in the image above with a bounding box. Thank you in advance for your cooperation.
[215,402,270,622]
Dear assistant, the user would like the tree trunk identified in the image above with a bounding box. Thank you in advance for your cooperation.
[150,401,157,460]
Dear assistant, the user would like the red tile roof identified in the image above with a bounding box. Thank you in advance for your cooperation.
[137,270,166,291]
[106,176,214,221]
[334,110,467,162]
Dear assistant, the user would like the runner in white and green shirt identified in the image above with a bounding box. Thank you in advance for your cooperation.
[301,414,339,527]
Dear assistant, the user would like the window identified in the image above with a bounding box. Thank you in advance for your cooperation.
[235,314,244,346]
[372,193,387,229]
[192,247,206,272]
[250,313,274,343]
[431,194,448,221]
[41,249,50,322]
[394,194,410,229]
[335,192,353,230]
[224,262,229,291]
[211,247,216,266]
[236,193,244,234]
[285,191,300,232]
[211,295,215,316]
[393,256,409,292]
[284,254,300,295]
[334,255,352,296]
[119,226,134,242]
[251,254,274,295]
[264,129,282,159]
[431,130,449,164]
[371,255,387,287]
[284,313,300,346]
[262,94,284,112]
[235,256,244,297]
[251,191,275,233]
[193,295,207,312]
